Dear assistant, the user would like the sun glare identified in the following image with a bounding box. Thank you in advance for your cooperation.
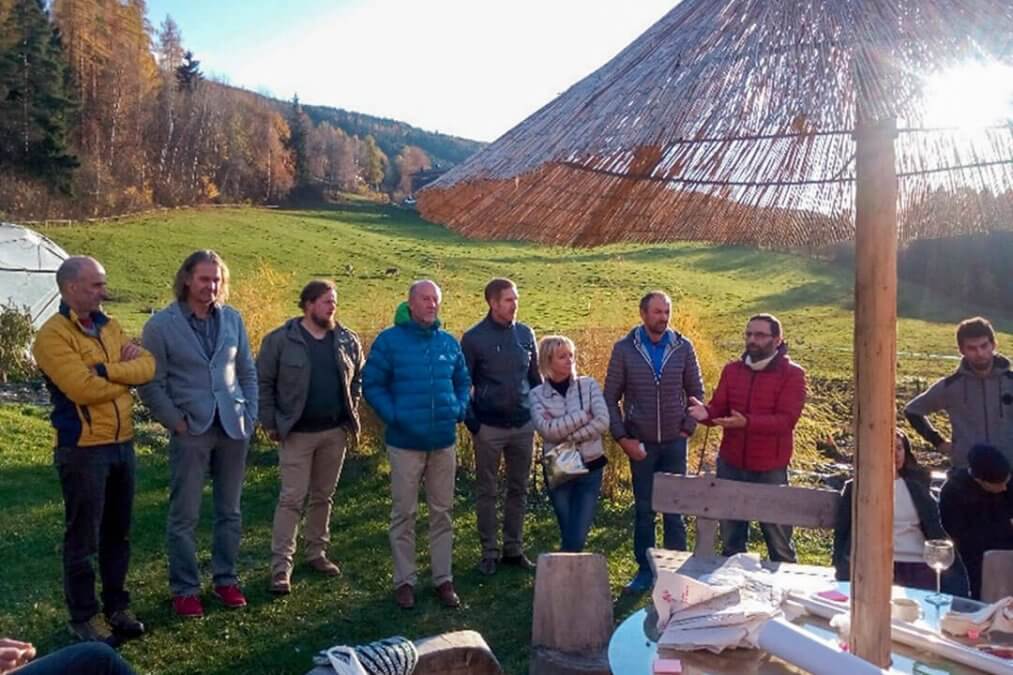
[921,62,1013,129]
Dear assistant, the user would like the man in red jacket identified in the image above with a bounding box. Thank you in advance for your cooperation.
[688,314,806,562]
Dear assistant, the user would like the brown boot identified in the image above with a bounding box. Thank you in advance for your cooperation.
[270,571,291,595]
[394,584,415,610]
[434,581,460,608]
[307,556,341,577]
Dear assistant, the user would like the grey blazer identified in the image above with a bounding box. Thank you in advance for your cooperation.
[140,302,258,440]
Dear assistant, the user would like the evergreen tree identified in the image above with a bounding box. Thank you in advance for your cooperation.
[175,49,201,92]
[0,0,79,193]
[286,94,312,187]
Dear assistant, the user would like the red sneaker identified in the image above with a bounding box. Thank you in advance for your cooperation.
[213,585,247,608]
[172,595,204,618]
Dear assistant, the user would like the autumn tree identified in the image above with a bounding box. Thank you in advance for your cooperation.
[155,14,183,72]
[394,145,431,196]
[358,134,387,191]
[0,0,79,193]
[286,94,312,188]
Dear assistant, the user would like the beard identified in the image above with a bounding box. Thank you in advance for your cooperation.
[747,345,775,361]
[311,314,336,330]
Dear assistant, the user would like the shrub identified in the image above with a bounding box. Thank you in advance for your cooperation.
[0,303,37,382]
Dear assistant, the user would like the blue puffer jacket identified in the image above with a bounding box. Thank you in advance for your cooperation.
[363,303,470,451]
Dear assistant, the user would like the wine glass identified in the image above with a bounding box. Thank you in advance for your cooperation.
[923,539,955,607]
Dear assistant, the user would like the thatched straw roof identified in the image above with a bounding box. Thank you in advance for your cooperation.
[419,0,1013,247]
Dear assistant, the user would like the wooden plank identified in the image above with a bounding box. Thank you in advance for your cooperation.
[981,550,1013,602]
[849,114,898,667]
[651,473,841,529]
[531,553,613,653]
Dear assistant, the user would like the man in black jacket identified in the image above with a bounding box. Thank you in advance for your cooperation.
[462,278,542,575]
[940,443,1013,599]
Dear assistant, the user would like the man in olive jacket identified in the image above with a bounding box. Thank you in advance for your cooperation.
[257,280,364,594]
[462,278,541,575]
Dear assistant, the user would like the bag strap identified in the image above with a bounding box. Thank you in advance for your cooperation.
[577,378,585,410]
[696,425,711,474]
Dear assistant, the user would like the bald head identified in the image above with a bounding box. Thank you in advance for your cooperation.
[408,279,441,327]
[56,256,108,316]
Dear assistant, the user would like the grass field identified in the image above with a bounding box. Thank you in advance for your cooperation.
[0,202,1007,674]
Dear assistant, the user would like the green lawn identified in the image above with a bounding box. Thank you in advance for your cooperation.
[0,203,1005,674]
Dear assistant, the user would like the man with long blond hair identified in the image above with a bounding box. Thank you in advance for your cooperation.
[140,249,258,618]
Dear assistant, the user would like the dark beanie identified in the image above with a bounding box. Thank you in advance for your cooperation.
[967,444,1011,483]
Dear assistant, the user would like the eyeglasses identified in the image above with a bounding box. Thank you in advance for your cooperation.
[744,331,773,338]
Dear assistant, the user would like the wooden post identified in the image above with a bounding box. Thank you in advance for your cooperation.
[849,116,898,666]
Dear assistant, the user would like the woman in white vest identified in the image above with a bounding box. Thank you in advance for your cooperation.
[529,336,610,552]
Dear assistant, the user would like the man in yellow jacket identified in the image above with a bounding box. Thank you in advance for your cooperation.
[32,256,155,646]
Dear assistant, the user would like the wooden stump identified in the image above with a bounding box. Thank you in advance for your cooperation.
[306,630,502,675]
[530,553,613,675]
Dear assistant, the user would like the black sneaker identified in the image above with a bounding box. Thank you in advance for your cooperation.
[500,553,536,571]
[477,558,497,576]
[107,609,145,638]
[69,614,119,646]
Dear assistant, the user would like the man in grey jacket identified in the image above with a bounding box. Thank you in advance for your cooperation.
[605,291,704,593]
[257,280,364,594]
[905,316,1013,470]
[140,250,258,618]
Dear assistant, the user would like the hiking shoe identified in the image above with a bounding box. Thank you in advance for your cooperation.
[172,594,204,618]
[307,556,341,577]
[477,557,497,576]
[623,569,654,595]
[270,571,291,595]
[106,609,145,638]
[213,585,247,609]
[394,584,415,610]
[434,581,461,608]
[501,553,536,571]
[69,614,118,645]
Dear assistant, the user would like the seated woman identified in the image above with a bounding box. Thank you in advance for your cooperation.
[529,335,610,553]
[939,443,1013,600]
[833,430,969,596]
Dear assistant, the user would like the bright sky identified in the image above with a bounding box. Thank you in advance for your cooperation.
[144,1,677,142]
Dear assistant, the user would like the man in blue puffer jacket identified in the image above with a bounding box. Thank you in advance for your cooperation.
[363,280,470,610]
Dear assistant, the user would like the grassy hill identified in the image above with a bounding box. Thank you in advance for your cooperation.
[0,203,1006,674]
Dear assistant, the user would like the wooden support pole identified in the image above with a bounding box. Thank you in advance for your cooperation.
[849,116,898,667]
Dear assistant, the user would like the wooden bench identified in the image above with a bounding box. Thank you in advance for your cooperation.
[651,473,842,556]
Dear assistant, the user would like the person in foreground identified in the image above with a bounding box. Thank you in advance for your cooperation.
[32,256,153,644]
[362,280,470,610]
[140,250,258,618]
[258,280,365,594]
[0,638,134,675]
[939,443,1013,599]
[689,313,806,563]
[833,430,969,596]
[529,335,610,552]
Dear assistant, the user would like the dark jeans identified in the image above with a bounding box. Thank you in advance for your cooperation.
[716,457,797,562]
[18,642,136,675]
[630,439,688,573]
[549,466,603,552]
[54,442,135,623]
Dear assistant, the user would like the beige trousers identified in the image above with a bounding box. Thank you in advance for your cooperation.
[271,427,347,575]
[387,444,456,588]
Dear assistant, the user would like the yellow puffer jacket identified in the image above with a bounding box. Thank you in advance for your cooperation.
[32,303,155,447]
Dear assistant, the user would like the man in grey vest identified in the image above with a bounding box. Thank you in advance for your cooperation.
[257,280,364,594]
[462,278,541,575]
[140,250,258,619]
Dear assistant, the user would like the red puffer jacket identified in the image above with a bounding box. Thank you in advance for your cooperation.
[704,345,807,471]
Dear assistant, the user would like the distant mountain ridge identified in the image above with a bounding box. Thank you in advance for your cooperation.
[301,104,485,169]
